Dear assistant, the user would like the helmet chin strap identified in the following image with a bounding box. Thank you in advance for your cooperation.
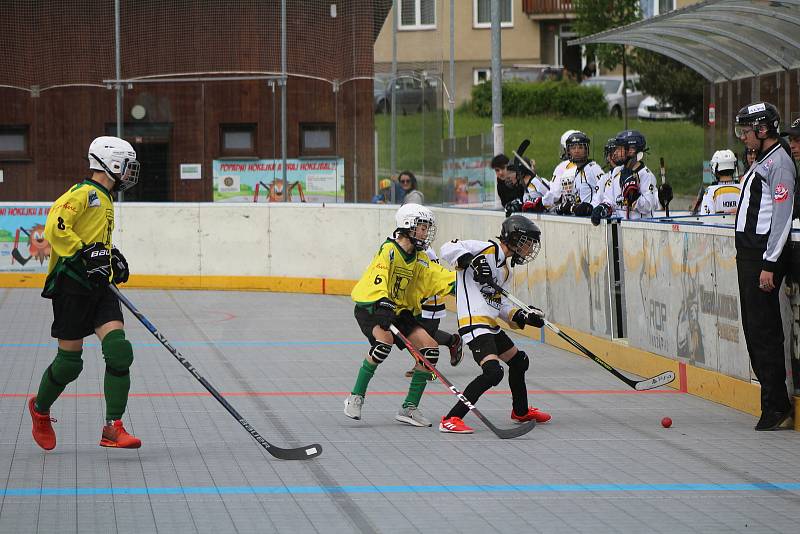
[90,153,121,187]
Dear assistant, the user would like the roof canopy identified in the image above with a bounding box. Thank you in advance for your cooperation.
[569,0,800,83]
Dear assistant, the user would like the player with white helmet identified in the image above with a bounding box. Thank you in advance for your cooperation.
[543,131,604,215]
[591,130,659,224]
[548,129,579,190]
[345,204,455,427]
[700,149,741,214]
[29,136,141,452]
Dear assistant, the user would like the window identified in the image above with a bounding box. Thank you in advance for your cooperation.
[473,68,491,85]
[300,123,335,156]
[640,0,675,18]
[398,0,436,30]
[0,126,29,160]
[474,0,513,28]
[220,124,256,157]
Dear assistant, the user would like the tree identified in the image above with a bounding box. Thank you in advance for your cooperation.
[573,0,640,70]
[632,50,705,124]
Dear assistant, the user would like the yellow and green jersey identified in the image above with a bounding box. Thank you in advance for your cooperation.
[42,180,114,296]
[351,239,455,316]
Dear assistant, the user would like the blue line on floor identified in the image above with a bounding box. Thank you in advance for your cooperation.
[4,482,799,497]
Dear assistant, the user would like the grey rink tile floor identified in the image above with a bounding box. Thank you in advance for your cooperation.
[0,288,798,534]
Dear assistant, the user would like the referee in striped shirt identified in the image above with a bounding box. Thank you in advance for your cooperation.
[734,102,796,431]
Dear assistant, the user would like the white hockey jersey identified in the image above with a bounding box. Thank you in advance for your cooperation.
[543,161,604,209]
[439,239,524,343]
[592,168,616,207]
[522,175,551,203]
[421,246,447,319]
[600,164,659,219]
[700,183,741,215]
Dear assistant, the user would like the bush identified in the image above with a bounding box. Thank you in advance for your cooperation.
[470,81,607,118]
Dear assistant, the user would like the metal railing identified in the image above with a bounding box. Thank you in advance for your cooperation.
[522,0,574,16]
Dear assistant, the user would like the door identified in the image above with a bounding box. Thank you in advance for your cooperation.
[123,141,170,201]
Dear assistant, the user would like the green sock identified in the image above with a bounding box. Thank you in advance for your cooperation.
[103,329,132,421]
[403,370,429,408]
[352,359,377,397]
[35,348,84,412]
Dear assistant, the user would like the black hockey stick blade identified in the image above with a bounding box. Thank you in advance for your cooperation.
[11,248,31,266]
[109,285,322,460]
[516,138,530,158]
[389,325,535,439]
[489,282,676,391]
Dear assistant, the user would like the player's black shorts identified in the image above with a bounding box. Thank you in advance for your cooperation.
[51,287,124,340]
[354,305,419,347]
[467,331,515,365]
[416,317,441,339]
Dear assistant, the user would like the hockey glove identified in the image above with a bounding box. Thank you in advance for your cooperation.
[512,308,545,329]
[110,246,129,285]
[621,170,641,205]
[80,242,112,285]
[572,202,593,217]
[556,200,573,216]
[504,199,523,217]
[373,298,397,329]
[455,252,475,270]
[522,198,545,213]
[470,255,494,285]
[591,204,612,226]
[658,183,673,208]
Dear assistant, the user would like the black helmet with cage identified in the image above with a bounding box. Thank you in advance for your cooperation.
[565,131,590,164]
[603,137,616,162]
[499,215,541,266]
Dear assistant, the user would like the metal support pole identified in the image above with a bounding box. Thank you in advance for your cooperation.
[390,0,398,184]
[491,0,503,157]
[448,0,455,140]
[281,0,288,201]
[621,46,628,130]
[114,0,124,201]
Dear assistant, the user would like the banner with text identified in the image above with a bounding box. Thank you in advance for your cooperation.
[0,204,52,272]
[213,159,344,203]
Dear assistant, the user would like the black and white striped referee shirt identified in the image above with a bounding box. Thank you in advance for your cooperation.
[735,140,796,270]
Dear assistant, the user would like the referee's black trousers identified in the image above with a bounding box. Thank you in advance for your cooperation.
[736,257,791,414]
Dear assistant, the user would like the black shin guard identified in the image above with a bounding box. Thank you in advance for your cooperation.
[507,351,530,416]
[446,359,503,419]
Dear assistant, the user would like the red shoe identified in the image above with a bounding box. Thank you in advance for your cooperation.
[29,396,57,450]
[99,420,142,449]
[512,407,551,424]
[439,416,474,434]
[448,334,463,366]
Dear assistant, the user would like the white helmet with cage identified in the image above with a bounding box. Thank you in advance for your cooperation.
[88,136,140,191]
[395,203,436,250]
[710,149,737,174]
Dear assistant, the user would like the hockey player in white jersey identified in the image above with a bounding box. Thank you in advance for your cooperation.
[543,131,605,216]
[507,154,550,213]
[700,149,741,215]
[550,129,579,187]
[591,130,659,225]
[592,138,618,208]
[437,215,551,434]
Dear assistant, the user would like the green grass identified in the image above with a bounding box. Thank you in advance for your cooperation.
[375,110,704,198]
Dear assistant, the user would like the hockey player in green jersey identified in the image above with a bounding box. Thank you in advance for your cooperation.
[29,136,142,450]
[345,203,455,427]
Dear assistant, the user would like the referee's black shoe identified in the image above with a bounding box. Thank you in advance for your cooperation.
[754,408,792,431]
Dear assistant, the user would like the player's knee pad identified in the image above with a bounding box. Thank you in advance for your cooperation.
[507,351,530,374]
[369,341,392,364]
[482,359,504,387]
[102,329,133,376]
[49,349,84,386]
[420,347,439,366]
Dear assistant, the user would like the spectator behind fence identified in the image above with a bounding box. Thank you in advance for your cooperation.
[372,178,397,204]
[733,102,796,431]
[740,147,758,182]
[399,170,424,205]
[492,154,525,216]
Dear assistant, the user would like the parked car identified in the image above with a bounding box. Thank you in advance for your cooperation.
[374,74,438,114]
[637,96,689,120]
[580,75,644,118]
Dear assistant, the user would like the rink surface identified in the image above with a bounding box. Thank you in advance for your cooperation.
[0,288,798,534]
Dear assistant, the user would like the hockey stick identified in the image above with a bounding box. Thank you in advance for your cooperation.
[11,227,31,265]
[659,157,670,217]
[109,285,322,460]
[488,282,675,391]
[389,324,535,439]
